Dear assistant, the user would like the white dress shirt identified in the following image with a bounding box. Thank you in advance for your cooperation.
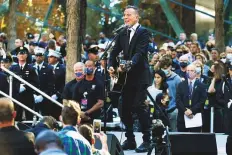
[128,22,140,44]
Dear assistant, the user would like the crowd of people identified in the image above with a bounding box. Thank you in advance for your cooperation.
[0,5,232,155]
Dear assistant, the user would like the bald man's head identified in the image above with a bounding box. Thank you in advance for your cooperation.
[0,98,15,123]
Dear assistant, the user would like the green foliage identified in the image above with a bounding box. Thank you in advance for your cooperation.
[86,0,123,39]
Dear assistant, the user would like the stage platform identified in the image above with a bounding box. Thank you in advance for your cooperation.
[108,131,227,155]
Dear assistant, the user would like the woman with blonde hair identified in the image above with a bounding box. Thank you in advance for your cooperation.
[195,53,210,76]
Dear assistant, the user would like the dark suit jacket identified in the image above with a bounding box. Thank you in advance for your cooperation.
[34,62,55,95]
[176,79,207,123]
[0,126,36,155]
[0,70,9,97]
[53,63,66,98]
[10,63,39,103]
[109,25,151,86]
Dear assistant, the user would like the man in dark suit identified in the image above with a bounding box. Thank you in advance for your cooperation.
[0,68,9,97]
[108,5,151,152]
[176,64,207,132]
[10,47,39,121]
[0,97,36,155]
[33,47,55,115]
[48,49,65,119]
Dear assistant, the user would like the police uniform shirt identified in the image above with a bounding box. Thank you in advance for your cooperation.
[72,77,104,119]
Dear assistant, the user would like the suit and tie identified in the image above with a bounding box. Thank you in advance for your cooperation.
[34,62,55,115]
[176,79,207,132]
[10,63,39,120]
[109,23,151,143]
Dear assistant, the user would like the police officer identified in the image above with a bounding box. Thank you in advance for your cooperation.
[72,60,104,123]
[48,49,65,119]
[87,45,100,67]
[10,46,39,121]
[1,55,13,69]
[0,63,9,97]
[62,62,85,101]
[33,47,55,115]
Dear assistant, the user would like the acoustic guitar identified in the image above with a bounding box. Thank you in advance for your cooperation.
[110,60,132,93]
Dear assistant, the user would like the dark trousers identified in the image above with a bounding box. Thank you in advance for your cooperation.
[227,135,232,155]
[16,91,34,121]
[121,84,151,142]
[177,122,201,132]
[202,108,210,132]
[214,108,224,133]
[48,98,62,120]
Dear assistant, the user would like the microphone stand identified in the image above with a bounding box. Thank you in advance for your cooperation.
[100,31,121,133]
[146,90,171,155]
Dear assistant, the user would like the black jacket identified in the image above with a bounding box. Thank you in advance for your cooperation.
[176,80,207,123]
[0,70,9,97]
[0,126,36,155]
[109,25,151,86]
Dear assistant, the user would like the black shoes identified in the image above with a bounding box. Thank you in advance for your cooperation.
[135,141,150,153]
[122,139,137,150]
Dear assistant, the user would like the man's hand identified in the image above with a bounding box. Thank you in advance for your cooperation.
[80,111,91,121]
[108,67,115,76]
[19,84,26,93]
[184,108,192,116]
[228,99,232,108]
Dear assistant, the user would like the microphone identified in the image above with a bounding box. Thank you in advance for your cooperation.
[113,24,128,34]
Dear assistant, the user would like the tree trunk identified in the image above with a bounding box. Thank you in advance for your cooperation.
[79,0,87,43]
[66,0,81,83]
[215,0,225,53]
[181,0,195,36]
[7,0,17,53]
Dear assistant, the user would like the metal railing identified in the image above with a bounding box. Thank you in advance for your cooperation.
[0,91,43,119]
[1,66,64,108]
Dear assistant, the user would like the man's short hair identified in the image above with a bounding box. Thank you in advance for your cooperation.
[159,55,172,68]
[74,62,85,71]
[61,100,80,126]
[0,98,14,122]
[125,5,139,15]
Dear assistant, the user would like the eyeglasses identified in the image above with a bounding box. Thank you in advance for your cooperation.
[35,54,43,57]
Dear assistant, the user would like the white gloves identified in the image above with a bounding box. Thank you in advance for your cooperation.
[19,84,26,93]
[33,94,44,104]
[51,94,58,100]
[228,99,232,109]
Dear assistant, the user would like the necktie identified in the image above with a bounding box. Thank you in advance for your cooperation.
[189,81,193,98]
[37,65,40,74]
[20,66,23,71]
[101,68,105,76]
[127,29,131,44]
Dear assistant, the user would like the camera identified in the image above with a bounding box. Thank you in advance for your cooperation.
[151,119,165,141]
[148,119,167,155]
